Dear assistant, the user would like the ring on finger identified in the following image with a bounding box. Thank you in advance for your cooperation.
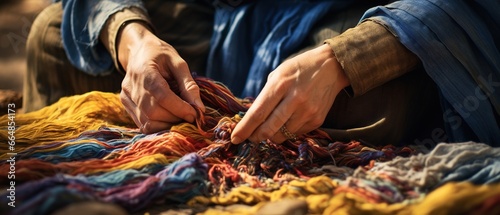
[280,124,297,141]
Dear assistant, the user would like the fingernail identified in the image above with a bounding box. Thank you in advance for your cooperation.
[231,136,242,144]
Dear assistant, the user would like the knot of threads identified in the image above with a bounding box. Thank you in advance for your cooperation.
[213,117,238,143]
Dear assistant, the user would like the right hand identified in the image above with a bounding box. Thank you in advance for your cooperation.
[117,22,205,133]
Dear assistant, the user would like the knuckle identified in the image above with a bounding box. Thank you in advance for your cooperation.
[172,58,189,71]
[162,42,174,49]
[154,88,169,102]
[119,91,127,101]
[309,118,324,129]
[274,82,288,95]
[292,92,308,105]
[143,73,157,91]
[181,80,201,97]
[121,75,134,90]
[259,129,274,140]
[305,104,320,115]
[267,70,276,80]
[273,109,288,124]
[121,79,129,89]
[186,81,200,92]
[250,110,267,125]
[178,60,188,69]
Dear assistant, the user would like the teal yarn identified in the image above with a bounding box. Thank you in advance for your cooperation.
[15,127,143,163]
[1,153,208,215]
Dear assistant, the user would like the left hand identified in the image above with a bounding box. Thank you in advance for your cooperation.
[230,44,350,144]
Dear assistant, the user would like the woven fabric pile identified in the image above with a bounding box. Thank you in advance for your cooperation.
[1,77,499,215]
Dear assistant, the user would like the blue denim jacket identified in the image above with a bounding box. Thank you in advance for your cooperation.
[364,0,500,145]
[61,0,146,75]
[60,0,500,144]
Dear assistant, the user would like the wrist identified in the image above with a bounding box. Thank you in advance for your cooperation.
[117,21,155,71]
[317,44,350,93]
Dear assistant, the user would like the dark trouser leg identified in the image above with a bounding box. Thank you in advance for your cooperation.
[323,69,443,146]
[23,2,123,113]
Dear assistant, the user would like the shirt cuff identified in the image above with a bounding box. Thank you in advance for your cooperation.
[324,20,420,97]
[102,7,152,74]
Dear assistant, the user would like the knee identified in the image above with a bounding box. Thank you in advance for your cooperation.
[23,2,65,113]
[26,2,63,56]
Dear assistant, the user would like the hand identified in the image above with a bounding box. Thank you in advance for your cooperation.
[117,22,205,133]
[231,44,349,144]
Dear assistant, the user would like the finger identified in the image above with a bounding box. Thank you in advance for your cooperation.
[270,121,298,144]
[136,91,183,123]
[249,90,305,143]
[127,81,186,123]
[231,78,286,144]
[140,120,173,134]
[122,78,183,123]
[121,92,174,133]
[168,57,206,113]
[247,98,293,143]
[143,70,198,123]
[122,71,185,123]
[269,112,323,143]
[120,91,142,129]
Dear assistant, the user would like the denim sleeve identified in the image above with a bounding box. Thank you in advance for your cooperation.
[61,0,147,75]
[362,0,500,144]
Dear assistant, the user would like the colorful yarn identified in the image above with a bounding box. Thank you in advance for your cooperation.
[194,160,500,215]
[1,77,497,215]
[0,153,207,215]
[361,142,500,189]
[0,92,134,159]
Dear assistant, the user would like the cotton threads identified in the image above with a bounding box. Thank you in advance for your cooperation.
[0,91,134,159]
[0,77,459,215]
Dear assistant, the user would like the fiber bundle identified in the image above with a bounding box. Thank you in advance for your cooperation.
[1,77,499,215]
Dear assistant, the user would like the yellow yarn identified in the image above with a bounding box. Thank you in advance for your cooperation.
[405,182,500,215]
[190,175,500,215]
[188,176,338,213]
[0,91,134,159]
[322,182,500,215]
[202,205,259,215]
[2,90,498,215]
[85,153,175,175]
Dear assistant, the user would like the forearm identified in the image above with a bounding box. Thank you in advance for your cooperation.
[324,20,420,97]
[99,7,152,73]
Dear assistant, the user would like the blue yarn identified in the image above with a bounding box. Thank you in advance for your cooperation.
[17,127,142,163]
[1,153,208,215]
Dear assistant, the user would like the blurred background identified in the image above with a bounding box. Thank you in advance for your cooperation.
[0,0,51,110]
